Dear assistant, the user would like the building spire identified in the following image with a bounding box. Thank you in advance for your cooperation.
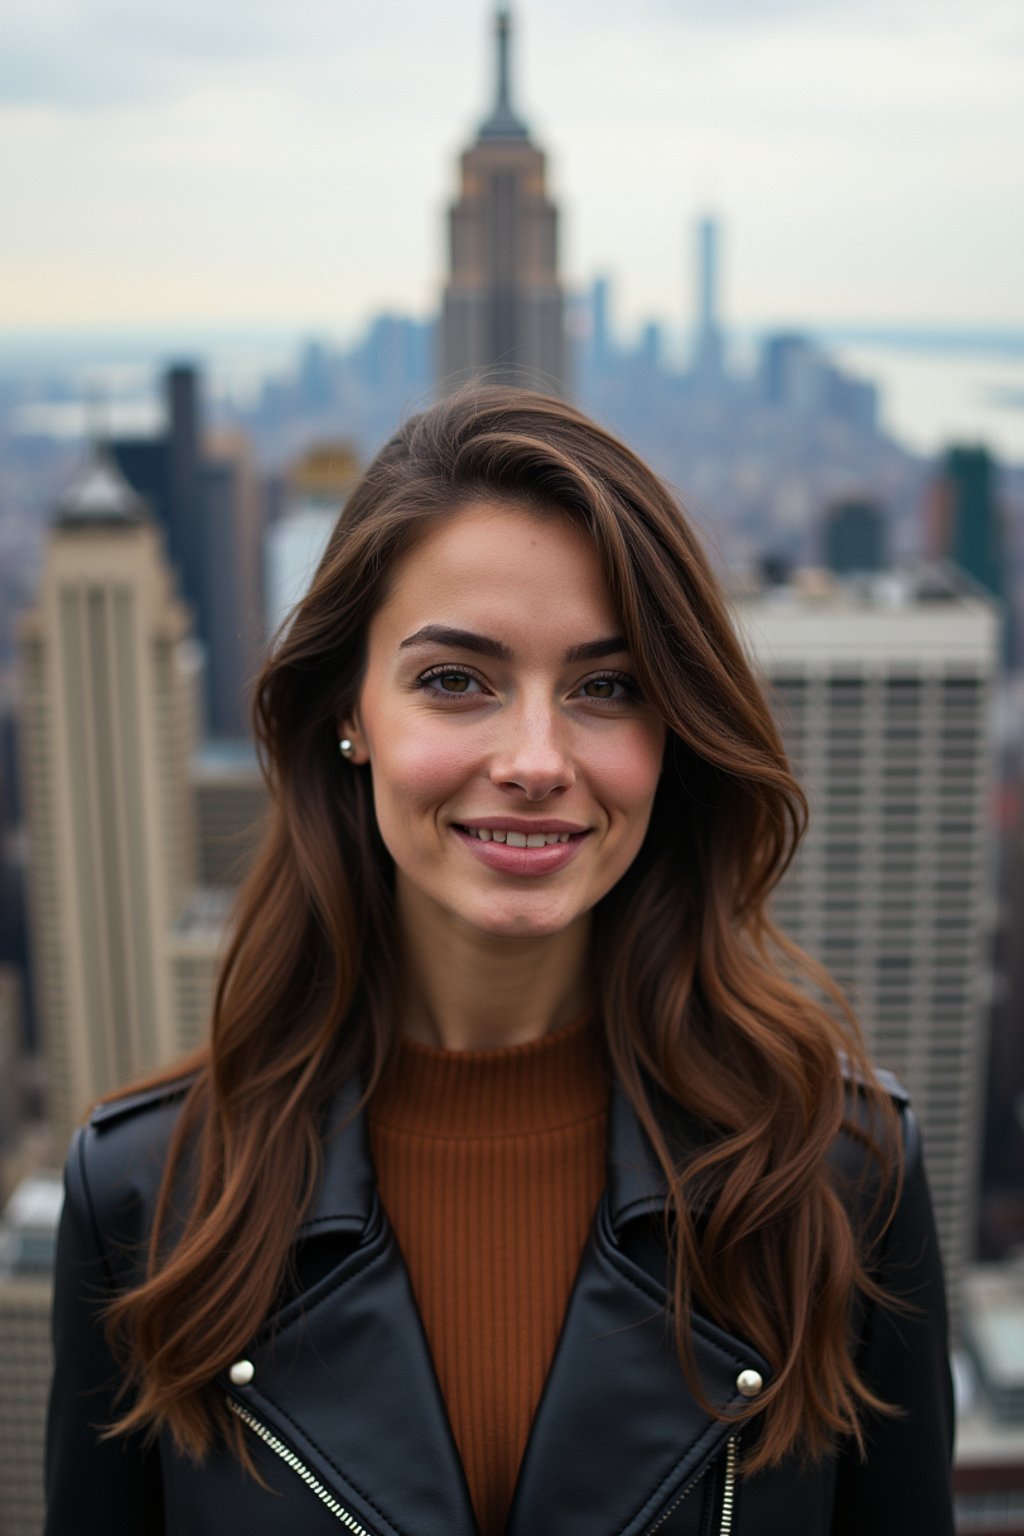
[479,7,529,141]
[56,435,148,527]
[496,9,512,112]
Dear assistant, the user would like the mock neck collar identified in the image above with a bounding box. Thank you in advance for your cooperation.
[302,1050,681,1239]
[368,1012,607,1140]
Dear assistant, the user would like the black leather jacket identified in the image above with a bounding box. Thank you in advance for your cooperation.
[45,1070,954,1536]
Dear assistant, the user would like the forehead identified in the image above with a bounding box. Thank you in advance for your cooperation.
[368,500,621,651]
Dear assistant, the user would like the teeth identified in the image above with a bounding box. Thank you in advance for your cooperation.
[464,827,576,846]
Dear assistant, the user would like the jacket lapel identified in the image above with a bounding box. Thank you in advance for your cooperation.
[221,1078,479,1536]
[221,1078,768,1536]
[505,1085,770,1536]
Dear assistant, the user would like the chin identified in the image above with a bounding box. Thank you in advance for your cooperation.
[464,901,580,942]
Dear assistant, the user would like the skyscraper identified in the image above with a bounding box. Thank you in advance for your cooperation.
[691,215,724,383]
[112,366,261,739]
[202,430,267,738]
[18,446,198,1144]
[439,9,567,395]
[933,445,1004,601]
[734,568,999,1318]
[821,497,887,576]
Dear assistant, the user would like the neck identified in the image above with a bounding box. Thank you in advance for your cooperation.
[396,884,592,1051]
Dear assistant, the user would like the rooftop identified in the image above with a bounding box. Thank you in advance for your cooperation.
[731,561,996,612]
[56,442,149,527]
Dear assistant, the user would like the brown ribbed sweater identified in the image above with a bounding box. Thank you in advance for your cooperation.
[367,1014,608,1536]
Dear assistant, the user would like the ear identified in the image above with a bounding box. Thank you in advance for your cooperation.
[336,709,369,765]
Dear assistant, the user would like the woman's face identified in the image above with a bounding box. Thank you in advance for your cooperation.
[343,501,666,944]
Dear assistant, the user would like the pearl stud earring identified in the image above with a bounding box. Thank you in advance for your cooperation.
[338,738,355,759]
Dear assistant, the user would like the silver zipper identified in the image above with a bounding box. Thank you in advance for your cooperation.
[644,1433,738,1536]
[718,1436,738,1536]
[226,1395,377,1534]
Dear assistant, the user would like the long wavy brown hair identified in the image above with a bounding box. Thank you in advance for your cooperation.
[104,385,899,1474]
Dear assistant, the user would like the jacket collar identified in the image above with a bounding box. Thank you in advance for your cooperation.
[302,1073,682,1238]
[232,1072,768,1536]
[299,1076,375,1236]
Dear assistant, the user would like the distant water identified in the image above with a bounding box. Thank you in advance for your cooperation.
[829,342,1024,463]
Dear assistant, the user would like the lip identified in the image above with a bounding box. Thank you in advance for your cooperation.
[452,823,590,877]
[454,817,589,835]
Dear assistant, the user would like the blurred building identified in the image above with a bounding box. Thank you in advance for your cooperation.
[759,333,821,413]
[956,1416,1024,1536]
[980,680,1024,1259]
[0,1173,61,1536]
[202,430,267,737]
[758,333,878,433]
[439,8,567,394]
[264,441,360,639]
[690,215,724,386]
[357,315,435,400]
[821,497,888,575]
[734,566,1000,1317]
[1,668,36,1059]
[17,447,199,1145]
[583,276,613,376]
[931,445,1005,603]
[167,888,234,1056]
[955,1267,1024,1535]
[963,1267,1024,1422]
[112,367,263,738]
[110,364,203,645]
[192,741,268,890]
[0,968,24,1196]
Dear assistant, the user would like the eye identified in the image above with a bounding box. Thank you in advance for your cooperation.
[582,677,616,700]
[416,664,487,698]
[576,671,642,704]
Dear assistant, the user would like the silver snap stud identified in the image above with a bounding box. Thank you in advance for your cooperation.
[736,1368,763,1397]
[229,1359,255,1386]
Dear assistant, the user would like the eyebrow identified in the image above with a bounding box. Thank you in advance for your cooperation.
[398,624,629,665]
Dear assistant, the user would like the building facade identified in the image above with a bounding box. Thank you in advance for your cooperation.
[202,430,267,738]
[18,449,198,1144]
[933,446,1004,602]
[733,568,1000,1317]
[439,9,567,395]
[0,1174,62,1536]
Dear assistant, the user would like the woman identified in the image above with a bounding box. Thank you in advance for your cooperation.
[46,387,954,1535]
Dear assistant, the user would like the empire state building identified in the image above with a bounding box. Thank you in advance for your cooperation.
[439,9,568,396]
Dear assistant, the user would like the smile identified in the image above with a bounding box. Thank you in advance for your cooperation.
[452,824,589,876]
[461,828,574,846]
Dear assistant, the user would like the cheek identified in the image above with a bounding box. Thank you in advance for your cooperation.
[371,728,480,815]
[590,722,665,818]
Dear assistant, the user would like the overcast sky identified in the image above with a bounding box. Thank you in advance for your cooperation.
[1,0,1021,339]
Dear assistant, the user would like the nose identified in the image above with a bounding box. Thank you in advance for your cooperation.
[489,700,576,801]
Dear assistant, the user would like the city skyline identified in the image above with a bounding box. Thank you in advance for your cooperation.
[1,0,1021,334]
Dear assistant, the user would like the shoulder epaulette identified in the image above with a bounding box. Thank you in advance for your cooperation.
[89,1075,196,1131]
[838,1053,911,1109]
[872,1067,911,1107]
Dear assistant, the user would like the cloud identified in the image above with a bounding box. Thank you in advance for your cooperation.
[0,0,479,109]
[3,0,1020,113]
[0,0,1020,329]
